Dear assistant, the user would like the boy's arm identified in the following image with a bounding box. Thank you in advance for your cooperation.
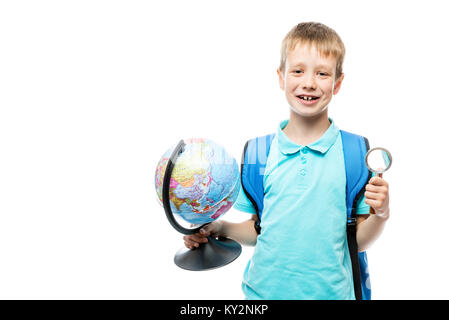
[356,175,390,252]
[184,215,258,249]
[356,213,389,252]
[219,214,259,246]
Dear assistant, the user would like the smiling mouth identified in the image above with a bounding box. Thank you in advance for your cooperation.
[296,95,321,106]
[297,95,319,101]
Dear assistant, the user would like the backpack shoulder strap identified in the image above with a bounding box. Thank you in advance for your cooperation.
[240,133,275,234]
[340,129,372,300]
[341,130,371,219]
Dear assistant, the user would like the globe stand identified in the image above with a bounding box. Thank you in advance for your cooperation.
[162,140,242,271]
[174,236,242,271]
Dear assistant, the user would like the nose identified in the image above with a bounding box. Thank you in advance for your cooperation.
[302,72,317,90]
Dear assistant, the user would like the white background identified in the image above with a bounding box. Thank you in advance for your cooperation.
[1,0,448,299]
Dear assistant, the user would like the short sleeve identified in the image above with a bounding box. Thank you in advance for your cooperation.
[355,193,370,215]
[233,184,257,214]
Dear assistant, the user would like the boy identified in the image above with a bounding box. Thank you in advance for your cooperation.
[183,22,390,300]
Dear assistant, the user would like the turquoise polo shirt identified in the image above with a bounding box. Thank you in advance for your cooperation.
[234,118,370,300]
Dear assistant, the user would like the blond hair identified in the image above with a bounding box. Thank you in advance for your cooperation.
[279,22,345,79]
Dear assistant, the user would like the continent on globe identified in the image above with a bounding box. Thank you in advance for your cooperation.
[155,138,240,225]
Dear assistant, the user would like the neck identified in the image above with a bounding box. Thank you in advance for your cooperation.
[283,110,331,146]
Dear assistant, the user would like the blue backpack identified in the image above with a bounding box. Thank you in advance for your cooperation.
[240,130,372,300]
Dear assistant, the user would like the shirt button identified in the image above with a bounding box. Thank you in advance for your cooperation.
[300,169,306,176]
[302,148,308,154]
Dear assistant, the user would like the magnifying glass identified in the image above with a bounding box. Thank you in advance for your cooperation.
[364,147,392,214]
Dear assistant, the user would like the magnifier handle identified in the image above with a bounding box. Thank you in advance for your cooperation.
[369,172,383,214]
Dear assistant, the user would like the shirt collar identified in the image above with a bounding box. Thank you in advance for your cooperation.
[277,118,340,155]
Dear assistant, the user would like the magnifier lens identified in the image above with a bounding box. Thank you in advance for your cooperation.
[365,148,392,173]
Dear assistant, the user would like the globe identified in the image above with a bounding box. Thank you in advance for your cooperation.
[155,138,240,226]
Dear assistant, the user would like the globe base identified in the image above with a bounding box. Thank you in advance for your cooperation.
[174,236,242,271]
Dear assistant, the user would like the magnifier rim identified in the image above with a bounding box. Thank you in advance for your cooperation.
[365,147,393,174]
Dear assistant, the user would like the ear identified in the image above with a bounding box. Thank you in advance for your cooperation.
[332,73,344,95]
[277,68,285,91]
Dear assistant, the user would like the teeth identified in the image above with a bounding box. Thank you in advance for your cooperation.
[300,96,316,101]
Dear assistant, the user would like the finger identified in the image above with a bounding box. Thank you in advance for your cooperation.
[365,183,388,193]
[369,176,388,187]
[184,240,198,249]
[189,234,209,243]
[183,235,196,242]
[183,235,207,246]
[365,190,386,201]
[364,191,377,200]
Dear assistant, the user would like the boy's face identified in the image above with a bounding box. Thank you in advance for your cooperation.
[277,43,344,118]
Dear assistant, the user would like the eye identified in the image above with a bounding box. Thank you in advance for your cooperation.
[318,72,329,77]
[294,70,303,74]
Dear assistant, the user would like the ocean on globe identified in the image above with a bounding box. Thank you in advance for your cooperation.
[155,138,240,225]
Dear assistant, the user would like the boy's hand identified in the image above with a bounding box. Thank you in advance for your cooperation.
[183,221,223,250]
[365,174,390,219]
